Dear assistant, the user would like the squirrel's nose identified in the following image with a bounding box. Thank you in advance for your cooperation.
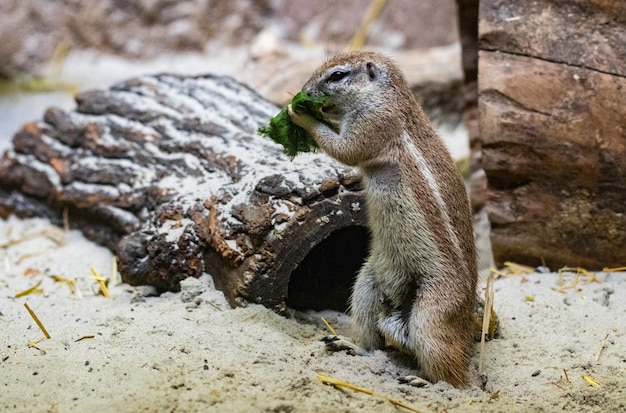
[302,83,321,98]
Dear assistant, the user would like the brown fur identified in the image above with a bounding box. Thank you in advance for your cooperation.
[289,51,477,387]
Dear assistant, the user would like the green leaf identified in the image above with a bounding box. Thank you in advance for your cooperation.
[258,91,328,159]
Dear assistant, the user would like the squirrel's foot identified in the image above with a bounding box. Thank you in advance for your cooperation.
[470,371,489,391]
[398,375,431,388]
[321,335,367,356]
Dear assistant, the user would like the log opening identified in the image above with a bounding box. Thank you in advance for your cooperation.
[286,225,370,312]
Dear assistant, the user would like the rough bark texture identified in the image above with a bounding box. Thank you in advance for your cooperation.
[0,74,367,311]
[479,0,626,268]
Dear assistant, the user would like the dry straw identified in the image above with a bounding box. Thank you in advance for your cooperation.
[321,317,337,336]
[479,271,497,372]
[24,302,51,339]
[15,279,44,298]
[316,374,423,413]
[89,266,111,298]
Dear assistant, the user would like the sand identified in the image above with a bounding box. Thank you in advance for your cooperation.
[1,215,625,413]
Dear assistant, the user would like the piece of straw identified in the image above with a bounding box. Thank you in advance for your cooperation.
[15,279,44,298]
[552,369,571,390]
[17,250,52,264]
[74,335,95,342]
[582,375,600,388]
[321,317,337,336]
[502,261,534,276]
[24,303,51,339]
[602,266,626,272]
[553,266,601,296]
[479,272,495,372]
[2,227,65,264]
[316,374,423,413]
[89,266,111,298]
[50,275,77,295]
[595,333,610,362]
[111,256,119,286]
[28,337,46,349]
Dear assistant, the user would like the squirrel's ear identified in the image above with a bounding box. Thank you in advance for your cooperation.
[366,62,378,81]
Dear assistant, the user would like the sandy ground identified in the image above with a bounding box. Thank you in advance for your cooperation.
[1,216,625,413]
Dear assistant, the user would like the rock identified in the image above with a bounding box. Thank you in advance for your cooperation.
[480,0,626,76]
[478,0,626,268]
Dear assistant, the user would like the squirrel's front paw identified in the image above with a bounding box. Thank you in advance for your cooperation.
[321,335,367,356]
[398,375,431,388]
[287,104,317,129]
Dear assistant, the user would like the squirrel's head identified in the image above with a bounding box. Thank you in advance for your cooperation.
[302,51,411,126]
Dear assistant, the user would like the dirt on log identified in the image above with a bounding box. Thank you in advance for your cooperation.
[0,74,367,311]
[479,0,626,269]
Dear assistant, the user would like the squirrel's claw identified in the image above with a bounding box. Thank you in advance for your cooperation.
[321,335,367,356]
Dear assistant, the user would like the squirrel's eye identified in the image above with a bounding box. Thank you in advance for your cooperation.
[327,70,349,83]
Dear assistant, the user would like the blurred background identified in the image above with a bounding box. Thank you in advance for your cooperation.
[0,0,466,157]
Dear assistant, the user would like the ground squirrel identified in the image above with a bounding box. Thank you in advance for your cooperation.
[289,51,478,387]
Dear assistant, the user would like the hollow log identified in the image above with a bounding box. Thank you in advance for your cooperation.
[478,0,626,268]
[0,74,367,311]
